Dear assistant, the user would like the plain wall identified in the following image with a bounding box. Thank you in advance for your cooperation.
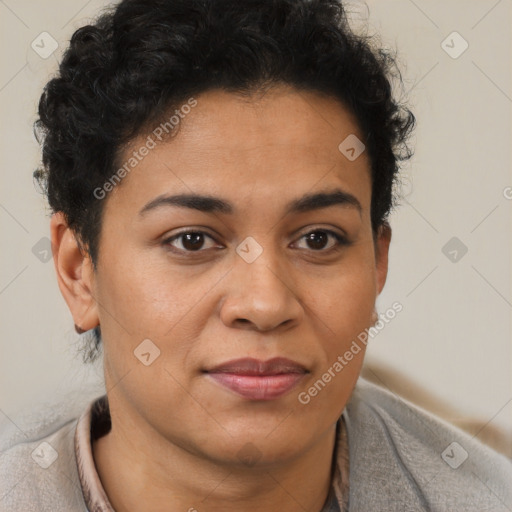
[1,0,511,452]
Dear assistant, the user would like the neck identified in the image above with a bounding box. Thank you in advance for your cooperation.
[92,398,339,512]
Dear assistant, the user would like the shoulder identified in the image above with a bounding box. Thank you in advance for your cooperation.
[343,377,512,511]
[0,393,97,512]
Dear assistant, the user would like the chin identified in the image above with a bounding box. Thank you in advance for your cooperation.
[204,425,311,467]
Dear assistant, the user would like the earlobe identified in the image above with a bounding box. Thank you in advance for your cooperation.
[375,222,392,295]
[50,213,99,332]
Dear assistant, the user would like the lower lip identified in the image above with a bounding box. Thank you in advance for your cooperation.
[207,373,305,400]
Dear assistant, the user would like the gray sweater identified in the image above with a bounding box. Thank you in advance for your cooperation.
[1,378,511,511]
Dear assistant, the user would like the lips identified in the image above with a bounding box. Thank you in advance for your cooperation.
[205,357,308,401]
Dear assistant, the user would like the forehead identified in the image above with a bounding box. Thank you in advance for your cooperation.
[170,86,364,161]
[105,85,371,215]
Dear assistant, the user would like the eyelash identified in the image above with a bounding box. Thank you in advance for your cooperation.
[162,228,349,255]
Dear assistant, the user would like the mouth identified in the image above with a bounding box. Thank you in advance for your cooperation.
[204,357,308,401]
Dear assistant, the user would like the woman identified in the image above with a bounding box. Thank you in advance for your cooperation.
[2,0,511,510]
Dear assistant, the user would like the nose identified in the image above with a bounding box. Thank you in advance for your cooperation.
[219,252,303,332]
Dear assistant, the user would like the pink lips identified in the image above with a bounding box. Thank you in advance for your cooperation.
[205,357,307,401]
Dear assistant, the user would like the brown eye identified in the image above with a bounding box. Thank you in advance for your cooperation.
[164,231,219,252]
[181,232,205,251]
[304,231,329,250]
[295,230,347,252]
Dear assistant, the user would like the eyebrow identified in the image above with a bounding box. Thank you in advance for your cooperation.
[138,188,362,217]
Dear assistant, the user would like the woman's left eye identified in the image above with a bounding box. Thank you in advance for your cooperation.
[293,230,348,251]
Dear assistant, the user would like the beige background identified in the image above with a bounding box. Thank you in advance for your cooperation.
[1,1,511,455]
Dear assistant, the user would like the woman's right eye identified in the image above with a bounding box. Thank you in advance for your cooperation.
[163,231,220,253]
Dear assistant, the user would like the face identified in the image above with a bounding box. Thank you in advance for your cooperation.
[62,85,390,466]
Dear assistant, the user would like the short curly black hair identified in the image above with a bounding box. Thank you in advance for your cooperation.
[35,0,414,359]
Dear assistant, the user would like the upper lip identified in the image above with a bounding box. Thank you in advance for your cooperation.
[205,357,308,376]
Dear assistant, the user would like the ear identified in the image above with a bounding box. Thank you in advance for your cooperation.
[374,221,392,296]
[50,212,99,332]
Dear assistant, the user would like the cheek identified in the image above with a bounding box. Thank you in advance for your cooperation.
[295,265,376,425]
[93,249,227,393]
[313,256,377,334]
[95,249,209,335]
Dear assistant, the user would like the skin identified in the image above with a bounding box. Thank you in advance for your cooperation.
[51,84,391,512]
